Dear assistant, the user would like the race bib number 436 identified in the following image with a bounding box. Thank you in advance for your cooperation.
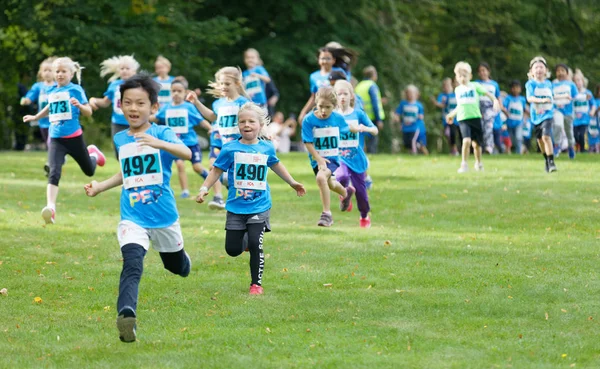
[119,143,163,190]
[234,152,268,191]
[48,92,72,123]
[166,109,189,134]
[313,127,340,157]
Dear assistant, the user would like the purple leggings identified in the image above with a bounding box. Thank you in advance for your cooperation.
[335,163,370,218]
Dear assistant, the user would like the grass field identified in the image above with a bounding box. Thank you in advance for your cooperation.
[1,151,600,368]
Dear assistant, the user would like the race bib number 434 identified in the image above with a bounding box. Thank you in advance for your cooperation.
[119,143,163,190]
[48,92,72,123]
[234,152,268,191]
[313,127,340,157]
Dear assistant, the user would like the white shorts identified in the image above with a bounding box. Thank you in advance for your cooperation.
[117,220,184,253]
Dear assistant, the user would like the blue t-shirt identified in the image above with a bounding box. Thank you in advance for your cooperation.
[103,79,127,126]
[525,79,554,125]
[155,101,204,146]
[588,101,600,144]
[309,67,345,94]
[211,96,250,148]
[437,92,457,126]
[339,109,375,174]
[243,66,270,105]
[355,95,365,111]
[395,100,424,133]
[573,89,595,127]
[214,139,280,215]
[153,76,175,106]
[25,81,54,129]
[503,95,527,128]
[301,111,349,168]
[552,80,578,116]
[115,124,183,229]
[47,83,88,138]
[522,118,532,139]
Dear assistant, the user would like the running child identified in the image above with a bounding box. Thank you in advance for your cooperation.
[154,55,175,107]
[302,86,356,227]
[393,85,428,155]
[591,85,600,153]
[152,77,212,198]
[23,57,106,224]
[432,78,459,155]
[446,61,500,173]
[476,62,502,153]
[526,56,557,172]
[572,69,596,152]
[334,80,378,228]
[552,63,577,158]
[186,66,250,209]
[84,74,192,343]
[196,103,305,295]
[242,48,271,107]
[501,80,528,155]
[89,55,140,157]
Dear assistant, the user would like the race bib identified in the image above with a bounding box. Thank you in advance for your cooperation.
[48,92,72,123]
[553,85,571,106]
[39,91,48,109]
[573,94,589,114]
[508,102,523,121]
[533,87,553,112]
[447,96,457,111]
[119,143,163,190]
[158,83,171,104]
[244,76,262,97]
[113,88,123,115]
[313,127,339,157]
[480,84,496,102]
[457,88,477,105]
[339,119,359,148]
[234,152,268,191]
[589,118,599,136]
[403,105,419,124]
[217,105,240,136]
[166,109,189,134]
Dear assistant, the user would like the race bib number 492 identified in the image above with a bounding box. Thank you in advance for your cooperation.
[119,143,163,190]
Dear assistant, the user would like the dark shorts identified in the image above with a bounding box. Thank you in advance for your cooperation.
[209,146,220,160]
[459,118,483,145]
[402,131,418,149]
[225,210,271,232]
[312,160,340,176]
[189,144,202,164]
[534,119,553,139]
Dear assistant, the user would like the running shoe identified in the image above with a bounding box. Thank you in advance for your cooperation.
[317,212,333,227]
[41,206,55,224]
[340,186,355,212]
[208,196,226,210]
[249,284,264,295]
[87,145,106,167]
[359,216,371,229]
[116,314,137,343]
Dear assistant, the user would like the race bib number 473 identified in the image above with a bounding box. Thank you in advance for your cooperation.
[48,92,72,123]
[119,143,163,190]
[234,152,268,191]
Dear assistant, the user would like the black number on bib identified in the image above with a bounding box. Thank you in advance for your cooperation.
[236,164,266,181]
[121,154,160,179]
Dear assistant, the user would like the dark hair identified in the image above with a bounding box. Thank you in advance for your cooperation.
[120,73,160,105]
[555,63,569,73]
[173,76,189,89]
[478,62,491,73]
[509,79,521,88]
[328,70,348,82]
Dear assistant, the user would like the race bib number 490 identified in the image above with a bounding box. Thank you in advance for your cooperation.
[313,127,340,157]
[234,152,268,191]
[119,143,163,190]
[48,92,72,123]
[166,109,189,134]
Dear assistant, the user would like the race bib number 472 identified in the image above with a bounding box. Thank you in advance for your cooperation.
[119,143,163,190]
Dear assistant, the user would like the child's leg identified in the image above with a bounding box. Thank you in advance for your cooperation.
[246,223,266,286]
[493,129,504,153]
[541,135,553,155]
[159,249,191,277]
[564,115,575,149]
[225,229,246,257]
[47,138,69,209]
[175,160,189,192]
[335,163,351,188]
[66,135,97,177]
[350,170,370,219]
[117,243,147,317]
[461,138,471,162]
[316,170,334,212]
[411,130,419,154]
[472,141,482,164]
[151,221,191,277]
[192,163,209,179]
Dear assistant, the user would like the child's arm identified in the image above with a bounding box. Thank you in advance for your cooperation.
[89,97,111,110]
[445,108,457,124]
[270,162,306,197]
[251,72,271,84]
[484,92,500,112]
[200,120,213,132]
[359,124,379,136]
[430,95,445,109]
[23,104,50,122]
[195,167,225,203]
[186,91,217,122]
[298,94,315,125]
[71,98,92,117]
[304,142,328,170]
[84,171,123,197]
[134,133,192,160]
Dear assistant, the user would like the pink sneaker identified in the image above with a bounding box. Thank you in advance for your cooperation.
[87,145,106,167]
[249,284,264,295]
[359,216,371,229]
[41,206,55,224]
[339,186,355,212]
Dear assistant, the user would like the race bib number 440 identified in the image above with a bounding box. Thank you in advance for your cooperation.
[313,127,340,157]
[119,143,163,190]
[166,109,189,134]
[234,152,268,191]
[48,92,72,123]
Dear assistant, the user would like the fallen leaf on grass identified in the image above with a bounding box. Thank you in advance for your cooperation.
[545,312,549,320]
[593,199,599,203]
[323,283,333,287]
[0,288,7,296]
[562,354,567,358]
[384,240,392,246]
[367,285,372,290]
[561,309,567,313]
[33,297,42,304]
[103,306,111,311]
[306,328,311,333]
[45,261,56,265]
[265,327,271,334]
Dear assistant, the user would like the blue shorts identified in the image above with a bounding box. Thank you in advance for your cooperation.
[189,144,202,164]
[209,146,221,160]
[312,160,340,176]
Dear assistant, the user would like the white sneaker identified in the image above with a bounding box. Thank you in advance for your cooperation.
[41,206,55,224]
[474,162,484,172]
[457,162,469,173]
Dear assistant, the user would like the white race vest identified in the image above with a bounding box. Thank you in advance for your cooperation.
[533,87,553,112]
[508,101,524,121]
[158,83,172,104]
[553,84,571,106]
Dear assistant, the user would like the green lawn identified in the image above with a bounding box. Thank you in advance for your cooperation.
[1,151,599,368]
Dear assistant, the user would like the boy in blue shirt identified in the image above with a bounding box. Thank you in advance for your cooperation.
[501,80,528,154]
[552,64,578,158]
[393,85,427,154]
[84,74,193,343]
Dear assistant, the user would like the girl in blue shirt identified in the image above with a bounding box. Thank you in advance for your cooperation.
[242,48,271,107]
[590,85,600,153]
[477,62,503,154]
[501,80,529,155]
[334,80,378,229]
[393,85,428,155]
[196,103,305,295]
[21,56,56,148]
[572,70,596,153]
[89,55,140,157]
[186,66,251,210]
[432,78,459,155]
[154,55,175,107]
[23,57,106,225]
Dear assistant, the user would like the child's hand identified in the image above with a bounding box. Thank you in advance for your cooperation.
[492,99,500,112]
[20,97,31,106]
[84,181,101,197]
[502,124,508,131]
[89,97,99,110]
[195,187,209,203]
[290,181,306,197]
[70,97,82,108]
[185,91,198,103]
[135,133,162,149]
[317,158,330,171]
[445,115,454,125]
[349,124,360,133]
[23,115,37,123]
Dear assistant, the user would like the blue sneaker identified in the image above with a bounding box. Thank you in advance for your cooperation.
[365,175,373,191]
[568,147,575,159]
[553,146,561,157]
[180,190,190,199]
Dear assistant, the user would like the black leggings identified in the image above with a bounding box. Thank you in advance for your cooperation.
[48,135,96,186]
[573,125,587,152]
[225,223,266,286]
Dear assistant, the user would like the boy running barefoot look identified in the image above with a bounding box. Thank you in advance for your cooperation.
[84,74,192,343]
